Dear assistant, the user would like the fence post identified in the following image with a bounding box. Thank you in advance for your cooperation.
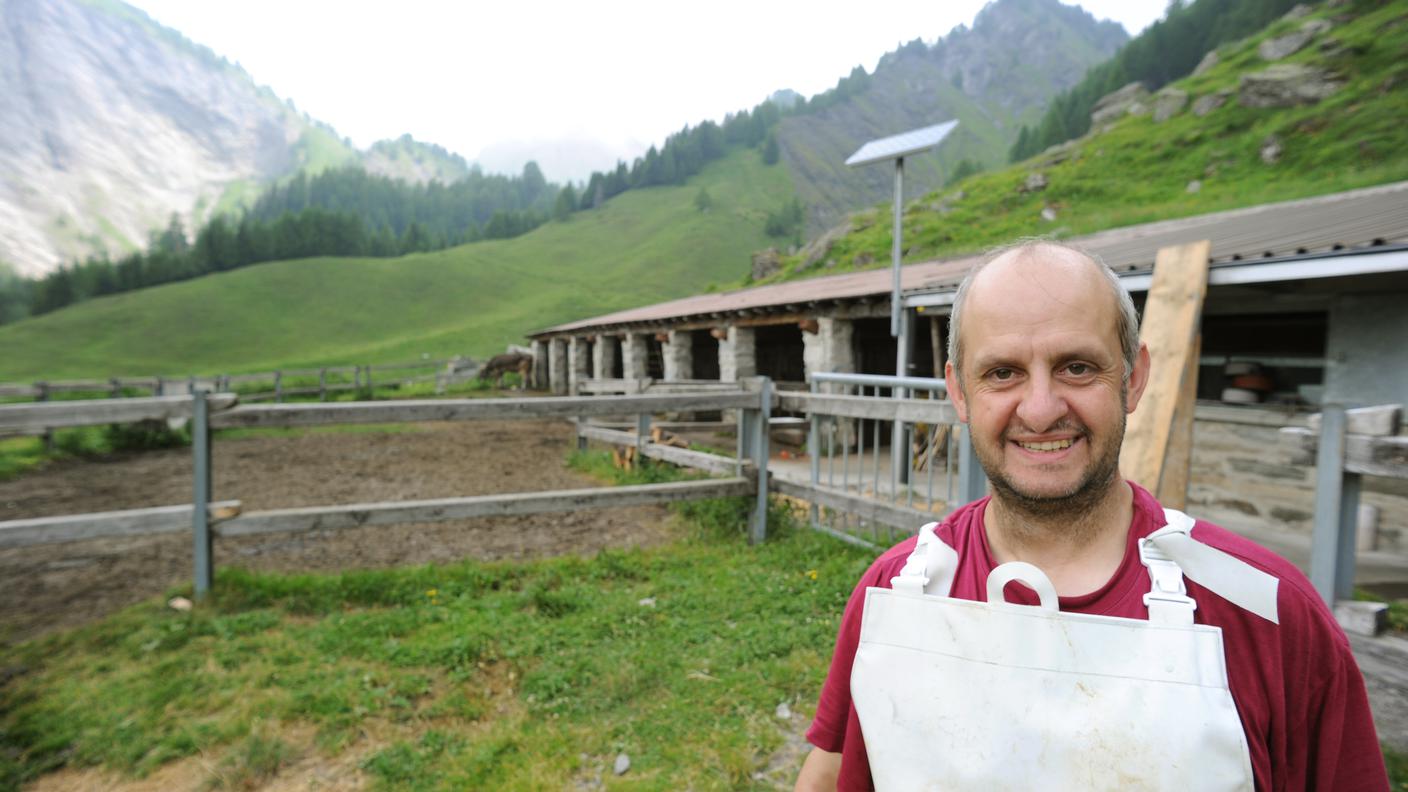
[319,368,327,402]
[747,377,772,544]
[637,412,651,454]
[365,364,374,396]
[155,377,164,396]
[36,381,53,452]
[192,389,214,598]
[808,377,820,528]
[109,378,121,398]
[1310,404,1359,605]
[956,423,988,507]
[274,371,283,403]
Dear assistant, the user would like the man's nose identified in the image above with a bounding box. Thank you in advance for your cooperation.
[1015,373,1068,432]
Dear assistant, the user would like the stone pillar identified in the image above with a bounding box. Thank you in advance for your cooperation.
[622,333,650,380]
[549,338,568,395]
[531,339,549,389]
[802,318,856,388]
[719,326,756,381]
[569,336,592,393]
[595,335,619,380]
[663,329,693,381]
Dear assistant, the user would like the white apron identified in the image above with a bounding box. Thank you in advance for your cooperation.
[850,509,1280,791]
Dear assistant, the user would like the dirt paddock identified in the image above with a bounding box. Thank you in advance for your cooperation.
[0,420,677,646]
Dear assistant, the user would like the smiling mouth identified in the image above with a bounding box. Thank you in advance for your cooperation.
[1016,438,1074,452]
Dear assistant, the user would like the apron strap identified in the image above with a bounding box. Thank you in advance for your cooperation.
[891,522,957,597]
[1146,509,1281,625]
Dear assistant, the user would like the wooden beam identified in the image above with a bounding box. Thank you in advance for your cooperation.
[776,392,959,424]
[577,424,743,476]
[0,394,240,435]
[1119,240,1211,494]
[0,501,242,548]
[217,479,753,537]
[1279,428,1408,480]
[773,479,944,532]
[1156,333,1200,510]
[209,392,760,429]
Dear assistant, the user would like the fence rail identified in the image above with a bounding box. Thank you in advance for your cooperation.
[1,385,774,598]
[0,357,478,405]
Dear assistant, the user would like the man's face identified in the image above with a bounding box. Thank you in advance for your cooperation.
[946,249,1147,510]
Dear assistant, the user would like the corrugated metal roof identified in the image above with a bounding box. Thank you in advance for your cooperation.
[535,180,1408,337]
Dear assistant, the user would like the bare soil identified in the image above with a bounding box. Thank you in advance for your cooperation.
[0,420,676,646]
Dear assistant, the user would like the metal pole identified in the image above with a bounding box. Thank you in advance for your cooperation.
[892,307,911,488]
[891,156,904,338]
[1310,404,1348,605]
[192,389,213,598]
[1335,472,1362,603]
[808,377,820,528]
[749,377,772,545]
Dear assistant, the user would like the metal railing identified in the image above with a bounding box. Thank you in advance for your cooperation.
[777,372,986,549]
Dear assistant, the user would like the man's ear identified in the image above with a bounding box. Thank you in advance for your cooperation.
[1125,342,1152,414]
[945,360,969,423]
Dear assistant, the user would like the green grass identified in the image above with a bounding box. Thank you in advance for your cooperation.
[0,454,870,789]
[0,148,794,382]
[772,0,1408,280]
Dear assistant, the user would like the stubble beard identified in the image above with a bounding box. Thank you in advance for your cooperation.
[972,382,1129,544]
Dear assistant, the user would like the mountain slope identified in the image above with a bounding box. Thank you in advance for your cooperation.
[777,0,1127,234]
[0,148,793,379]
[0,0,358,277]
[769,0,1408,280]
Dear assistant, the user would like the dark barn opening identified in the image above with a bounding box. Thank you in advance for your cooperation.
[647,336,665,379]
[1196,312,1327,401]
[691,330,720,380]
[755,323,805,384]
[610,337,624,379]
[853,318,897,378]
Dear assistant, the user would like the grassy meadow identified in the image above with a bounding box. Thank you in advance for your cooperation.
[0,148,793,381]
[771,0,1408,279]
[0,455,877,790]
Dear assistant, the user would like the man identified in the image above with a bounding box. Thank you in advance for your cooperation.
[795,241,1388,790]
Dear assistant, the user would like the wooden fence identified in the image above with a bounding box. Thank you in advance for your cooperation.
[0,386,772,598]
[0,356,481,409]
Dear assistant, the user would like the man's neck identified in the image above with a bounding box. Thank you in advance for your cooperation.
[983,480,1134,597]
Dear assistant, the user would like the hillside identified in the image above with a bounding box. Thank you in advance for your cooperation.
[0,149,793,380]
[777,0,1127,234]
[0,0,360,278]
[770,0,1408,280]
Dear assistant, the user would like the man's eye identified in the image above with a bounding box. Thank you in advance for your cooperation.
[991,368,1014,381]
[1067,363,1091,376]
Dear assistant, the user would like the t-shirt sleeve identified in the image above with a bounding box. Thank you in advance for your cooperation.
[1284,583,1391,789]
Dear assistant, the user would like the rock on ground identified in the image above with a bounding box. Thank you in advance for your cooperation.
[1239,64,1343,108]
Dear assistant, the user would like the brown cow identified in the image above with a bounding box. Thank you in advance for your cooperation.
[478,352,533,389]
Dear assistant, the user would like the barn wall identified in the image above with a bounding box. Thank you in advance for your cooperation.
[1187,409,1406,556]
[1326,293,1408,407]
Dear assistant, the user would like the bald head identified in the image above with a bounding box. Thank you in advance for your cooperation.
[945,241,1140,387]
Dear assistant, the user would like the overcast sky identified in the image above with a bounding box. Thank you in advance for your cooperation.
[127,0,1169,181]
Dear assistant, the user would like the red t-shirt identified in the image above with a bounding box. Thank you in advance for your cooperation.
[806,483,1389,791]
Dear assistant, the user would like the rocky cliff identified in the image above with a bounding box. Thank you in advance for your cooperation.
[0,0,351,277]
[778,0,1127,233]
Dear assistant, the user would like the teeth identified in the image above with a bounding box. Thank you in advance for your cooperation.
[1019,439,1073,451]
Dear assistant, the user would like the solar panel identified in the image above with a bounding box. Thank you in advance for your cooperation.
[844,120,958,167]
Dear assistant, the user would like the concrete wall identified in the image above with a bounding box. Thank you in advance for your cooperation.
[622,334,650,380]
[802,317,856,389]
[531,340,549,390]
[595,335,619,380]
[569,337,592,393]
[548,338,568,395]
[663,330,692,381]
[1325,294,1408,407]
[1187,409,1406,556]
[720,326,756,381]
